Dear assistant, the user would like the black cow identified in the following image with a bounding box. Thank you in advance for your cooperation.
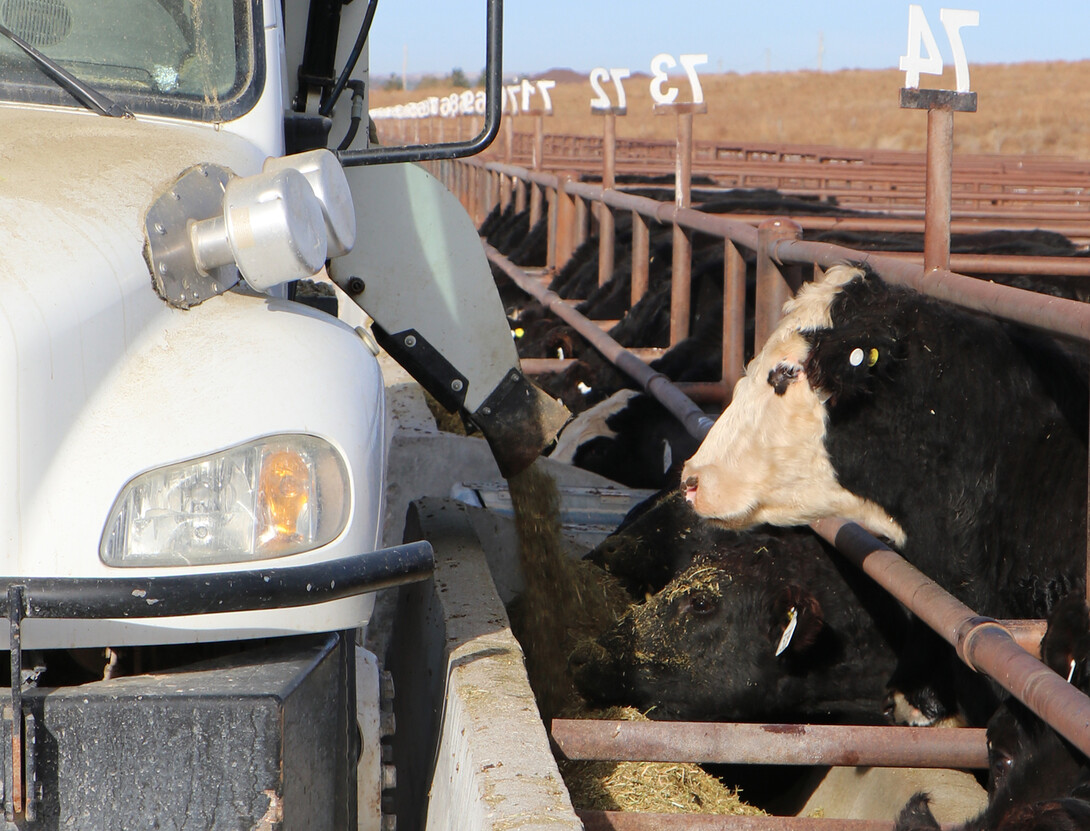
[583,489,722,597]
[683,262,1088,726]
[569,513,907,723]
[896,595,1090,831]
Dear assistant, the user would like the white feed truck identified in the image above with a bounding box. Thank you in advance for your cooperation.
[0,0,566,827]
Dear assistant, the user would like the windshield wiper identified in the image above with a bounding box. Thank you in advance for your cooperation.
[0,21,130,117]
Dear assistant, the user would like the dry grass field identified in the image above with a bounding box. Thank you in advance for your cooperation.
[371,61,1090,160]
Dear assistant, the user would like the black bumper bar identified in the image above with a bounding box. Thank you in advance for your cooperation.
[0,541,433,621]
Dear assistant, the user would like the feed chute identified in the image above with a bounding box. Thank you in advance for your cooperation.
[331,162,571,477]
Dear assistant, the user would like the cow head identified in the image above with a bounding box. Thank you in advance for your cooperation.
[568,561,826,720]
[681,263,906,546]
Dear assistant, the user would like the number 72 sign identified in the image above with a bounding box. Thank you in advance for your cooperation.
[900,5,979,93]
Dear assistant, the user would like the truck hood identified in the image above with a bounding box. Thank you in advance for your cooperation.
[0,107,269,576]
[0,106,264,278]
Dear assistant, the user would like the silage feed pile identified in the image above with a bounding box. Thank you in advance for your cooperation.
[505,461,764,817]
[505,460,630,719]
[558,706,764,816]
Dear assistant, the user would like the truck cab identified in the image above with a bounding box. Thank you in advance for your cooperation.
[0,1,562,826]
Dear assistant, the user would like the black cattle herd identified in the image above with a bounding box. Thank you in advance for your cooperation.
[480,182,1090,828]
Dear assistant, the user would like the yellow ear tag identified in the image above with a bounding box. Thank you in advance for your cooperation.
[775,606,799,657]
[867,348,879,367]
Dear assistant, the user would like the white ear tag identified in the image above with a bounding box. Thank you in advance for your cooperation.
[849,347,865,366]
[775,606,799,656]
[1068,659,1077,684]
[662,441,673,475]
[557,347,565,360]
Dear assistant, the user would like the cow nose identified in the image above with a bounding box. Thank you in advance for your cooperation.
[683,475,699,500]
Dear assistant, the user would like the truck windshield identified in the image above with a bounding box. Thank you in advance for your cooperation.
[0,0,262,121]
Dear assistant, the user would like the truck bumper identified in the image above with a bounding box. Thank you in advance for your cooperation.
[3,632,356,830]
[0,541,434,827]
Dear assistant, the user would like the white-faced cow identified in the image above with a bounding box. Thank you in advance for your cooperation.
[682,262,1088,726]
[549,390,701,489]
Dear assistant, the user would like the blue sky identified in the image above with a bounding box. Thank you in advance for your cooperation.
[367,2,1090,79]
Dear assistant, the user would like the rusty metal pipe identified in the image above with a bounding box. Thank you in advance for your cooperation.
[755,219,803,351]
[772,238,1090,343]
[723,240,746,395]
[470,159,1090,280]
[598,112,617,287]
[876,251,1090,278]
[631,211,650,305]
[550,719,987,768]
[924,106,952,272]
[529,115,544,227]
[555,172,576,267]
[670,112,695,345]
[478,161,761,248]
[469,160,1090,345]
[809,518,1090,760]
[578,812,902,831]
[485,244,715,441]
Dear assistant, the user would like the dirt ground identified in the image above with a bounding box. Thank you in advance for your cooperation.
[372,60,1090,160]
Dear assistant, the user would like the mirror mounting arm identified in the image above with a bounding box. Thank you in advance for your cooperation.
[336,0,503,167]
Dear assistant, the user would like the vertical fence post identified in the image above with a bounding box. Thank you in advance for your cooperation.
[924,104,952,271]
[554,172,576,269]
[515,177,527,214]
[530,114,545,227]
[574,195,588,252]
[755,218,803,352]
[500,116,514,212]
[899,88,977,272]
[631,211,650,306]
[722,240,747,398]
[597,111,618,287]
[546,183,558,271]
[486,169,499,223]
[654,105,703,345]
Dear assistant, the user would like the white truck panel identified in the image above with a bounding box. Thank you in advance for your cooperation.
[0,107,387,648]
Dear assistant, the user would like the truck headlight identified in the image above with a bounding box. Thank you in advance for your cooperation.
[101,435,350,567]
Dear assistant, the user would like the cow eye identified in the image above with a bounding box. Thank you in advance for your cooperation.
[686,592,718,616]
[987,742,1014,788]
[767,362,800,396]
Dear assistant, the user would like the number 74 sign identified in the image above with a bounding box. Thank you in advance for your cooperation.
[900,5,979,93]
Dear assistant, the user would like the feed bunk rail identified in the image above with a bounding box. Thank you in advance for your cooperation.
[450,139,1090,816]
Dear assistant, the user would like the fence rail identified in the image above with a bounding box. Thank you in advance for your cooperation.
[426,133,1090,823]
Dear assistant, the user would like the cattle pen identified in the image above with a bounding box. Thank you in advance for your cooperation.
[407,124,1090,828]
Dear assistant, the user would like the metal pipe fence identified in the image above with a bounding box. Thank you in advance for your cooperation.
[428,145,1090,818]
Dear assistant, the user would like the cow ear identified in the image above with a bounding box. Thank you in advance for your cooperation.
[769,585,823,657]
[1041,595,1090,689]
[802,272,906,409]
[804,328,900,409]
